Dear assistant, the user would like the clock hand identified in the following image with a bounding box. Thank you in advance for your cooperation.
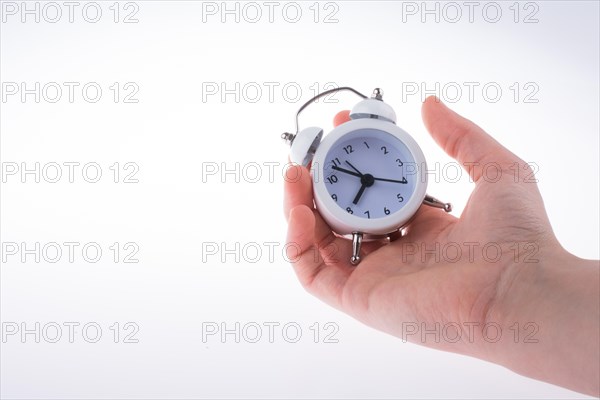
[352,183,367,205]
[345,160,364,176]
[372,176,408,184]
[331,165,362,178]
[352,173,375,205]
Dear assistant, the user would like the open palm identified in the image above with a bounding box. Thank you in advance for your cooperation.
[284,96,560,359]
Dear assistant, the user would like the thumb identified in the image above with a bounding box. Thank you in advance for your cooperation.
[421,96,519,182]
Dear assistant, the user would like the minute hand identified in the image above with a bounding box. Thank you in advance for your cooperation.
[373,176,408,184]
[331,165,362,178]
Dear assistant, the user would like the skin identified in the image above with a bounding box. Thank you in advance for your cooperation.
[283,96,600,396]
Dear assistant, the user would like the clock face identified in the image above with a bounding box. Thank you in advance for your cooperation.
[322,128,417,220]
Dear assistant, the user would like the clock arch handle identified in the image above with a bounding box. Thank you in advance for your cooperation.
[293,87,367,134]
[281,87,368,146]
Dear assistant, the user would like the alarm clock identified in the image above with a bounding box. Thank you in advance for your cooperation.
[282,87,451,265]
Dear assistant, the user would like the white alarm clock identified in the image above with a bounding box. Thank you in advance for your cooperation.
[282,87,451,265]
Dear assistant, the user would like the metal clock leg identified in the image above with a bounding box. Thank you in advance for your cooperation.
[423,194,452,213]
[350,232,363,265]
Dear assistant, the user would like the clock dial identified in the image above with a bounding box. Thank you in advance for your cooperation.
[322,128,417,219]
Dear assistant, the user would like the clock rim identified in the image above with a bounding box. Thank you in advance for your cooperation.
[311,118,428,235]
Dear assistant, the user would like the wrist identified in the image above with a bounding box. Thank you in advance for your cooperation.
[483,245,599,395]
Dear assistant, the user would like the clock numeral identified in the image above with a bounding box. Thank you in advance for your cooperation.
[363,141,370,149]
[396,158,403,166]
[331,194,338,202]
[326,175,338,184]
[384,207,391,215]
[346,207,354,214]
[381,146,389,155]
[331,157,341,166]
[343,145,354,155]
[363,210,370,219]
[397,194,404,202]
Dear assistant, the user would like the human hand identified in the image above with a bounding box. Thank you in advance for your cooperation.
[283,96,599,396]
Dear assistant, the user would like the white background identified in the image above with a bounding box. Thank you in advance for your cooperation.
[1,1,598,399]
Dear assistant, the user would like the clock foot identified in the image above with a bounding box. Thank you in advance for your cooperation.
[350,232,363,265]
[423,194,452,213]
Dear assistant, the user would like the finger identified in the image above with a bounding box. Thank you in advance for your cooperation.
[283,164,313,221]
[421,96,519,182]
[284,107,351,219]
[282,164,342,257]
[287,205,351,308]
[334,110,351,127]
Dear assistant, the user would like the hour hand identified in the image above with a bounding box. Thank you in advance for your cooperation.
[352,184,367,205]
